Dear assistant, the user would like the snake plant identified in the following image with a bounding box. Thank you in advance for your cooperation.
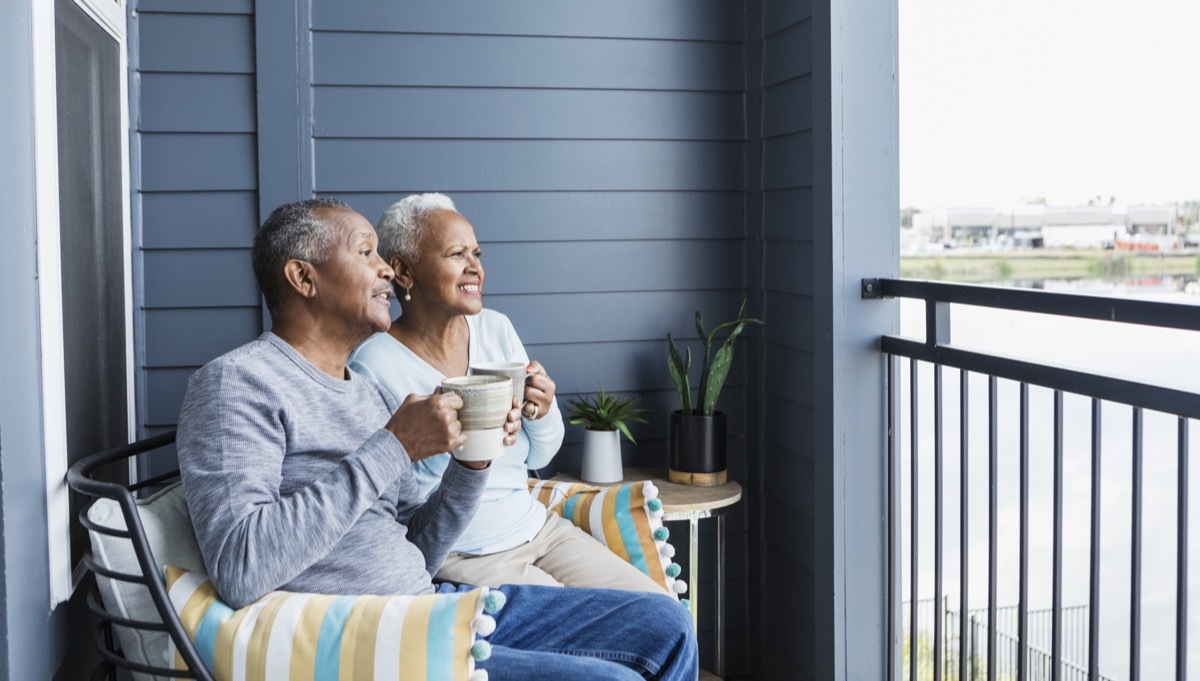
[667,300,763,416]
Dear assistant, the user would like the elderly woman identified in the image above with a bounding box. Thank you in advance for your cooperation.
[349,193,664,593]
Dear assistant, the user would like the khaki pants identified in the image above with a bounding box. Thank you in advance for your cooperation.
[436,509,668,595]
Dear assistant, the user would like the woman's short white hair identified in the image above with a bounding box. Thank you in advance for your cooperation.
[375,193,459,264]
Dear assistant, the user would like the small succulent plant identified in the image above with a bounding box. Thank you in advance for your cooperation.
[667,300,763,416]
[565,385,649,444]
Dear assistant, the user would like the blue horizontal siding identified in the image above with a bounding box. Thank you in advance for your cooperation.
[140,74,255,133]
[331,192,744,243]
[763,131,814,189]
[764,290,814,352]
[140,133,257,191]
[313,0,745,41]
[763,187,814,241]
[142,250,258,308]
[764,343,814,405]
[141,191,258,249]
[478,240,744,295]
[315,139,743,192]
[313,33,745,91]
[138,13,254,73]
[314,87,744,141]
[502,340,748,396]
[144,368,195,427]
[763,241,813,295]
[763,0,812,35]
[763,75,814,138]
[763,19,813,86]
[489,291,748,345]
[138,0,252,14]
[144,308,262,367]
[763,407,815,514]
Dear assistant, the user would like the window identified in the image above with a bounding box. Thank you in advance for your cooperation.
[35,0,133,605]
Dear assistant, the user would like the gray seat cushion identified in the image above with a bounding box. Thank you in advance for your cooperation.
[86,482,206,680]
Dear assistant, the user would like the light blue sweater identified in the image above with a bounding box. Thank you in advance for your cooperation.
[349,309,566,555]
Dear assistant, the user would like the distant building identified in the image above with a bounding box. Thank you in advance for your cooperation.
[907,203,1181,252]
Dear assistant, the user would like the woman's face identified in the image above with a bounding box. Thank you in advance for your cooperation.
[403,210,484,316]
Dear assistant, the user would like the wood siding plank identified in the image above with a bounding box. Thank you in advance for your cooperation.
[764,187,814,241]
[764,240,814,295]
[144,368,197,426]
[144,308,261,367]
[764,343,815,406]
[332,191,744,243]
[489,291,747,345]
[763,0,813,35]
[138,14,254,74]
[763,74,814,138]
[479,241,744,295]
[315,139,744,193]
[763,131,814,190]
[765,290,815,352]
[140,133,257,191]
[312,33,745,91]
[141,191,258,249]
[312,0,745,41]
[140,74,255,133]
[763,18,813,86]
[142,250,258,308]
[138,0,252,14]
[314,87,744,142]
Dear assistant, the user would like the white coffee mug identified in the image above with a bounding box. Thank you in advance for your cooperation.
[470,361,535,407]
[440,375,512,461]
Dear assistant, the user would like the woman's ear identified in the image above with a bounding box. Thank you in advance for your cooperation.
[283,259,318,299]
[391,256,415,289]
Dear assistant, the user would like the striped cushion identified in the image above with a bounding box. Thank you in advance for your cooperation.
[527,480,686,599]
[164,566,495,681]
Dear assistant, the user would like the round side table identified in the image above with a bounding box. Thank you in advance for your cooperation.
[551,467,742,679]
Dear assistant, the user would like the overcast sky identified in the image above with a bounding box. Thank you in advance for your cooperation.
[899,0,1200,209]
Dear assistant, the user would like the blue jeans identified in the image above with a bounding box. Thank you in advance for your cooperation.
[437,583,698,680]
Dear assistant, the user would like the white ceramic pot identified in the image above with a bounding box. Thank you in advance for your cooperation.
[580,428,624,484]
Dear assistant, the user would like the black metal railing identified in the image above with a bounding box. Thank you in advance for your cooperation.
[866,278,1197,681]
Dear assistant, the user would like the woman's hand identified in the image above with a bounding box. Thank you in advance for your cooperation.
[522,360,556,421]
[503,396,524,445]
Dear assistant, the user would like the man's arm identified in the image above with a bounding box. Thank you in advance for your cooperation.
[178,361,408,607]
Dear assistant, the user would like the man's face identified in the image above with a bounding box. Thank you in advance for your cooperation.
[309,207,395,336]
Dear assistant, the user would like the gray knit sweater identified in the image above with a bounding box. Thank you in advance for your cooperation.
[177,333,488,608]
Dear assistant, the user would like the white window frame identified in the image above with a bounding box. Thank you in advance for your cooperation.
[31,0,135,607]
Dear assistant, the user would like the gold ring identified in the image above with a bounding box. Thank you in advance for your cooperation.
[525,403,539,420]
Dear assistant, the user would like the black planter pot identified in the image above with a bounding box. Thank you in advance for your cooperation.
[668,410,727,486]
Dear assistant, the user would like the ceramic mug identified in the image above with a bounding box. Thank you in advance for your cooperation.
[469,361,535,407]
[440,375,513,461]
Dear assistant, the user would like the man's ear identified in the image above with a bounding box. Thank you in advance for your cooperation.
[390,256,415,289]
[283,259,318,299]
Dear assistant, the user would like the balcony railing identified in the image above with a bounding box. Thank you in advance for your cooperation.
[865,278,1200,681]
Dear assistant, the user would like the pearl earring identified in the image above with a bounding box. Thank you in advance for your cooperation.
[404,286,412,302]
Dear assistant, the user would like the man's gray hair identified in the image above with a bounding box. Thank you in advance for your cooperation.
[375,193,459,265]
[252,198,348,314]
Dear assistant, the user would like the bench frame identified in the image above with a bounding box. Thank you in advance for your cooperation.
[66,431,214,681]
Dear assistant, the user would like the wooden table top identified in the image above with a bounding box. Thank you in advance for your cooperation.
[551,467,742,515]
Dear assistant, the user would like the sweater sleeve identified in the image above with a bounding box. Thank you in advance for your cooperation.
[393,458,489,574]
[177,360,407,608]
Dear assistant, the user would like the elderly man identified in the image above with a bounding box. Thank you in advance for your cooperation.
[177,198,697,681]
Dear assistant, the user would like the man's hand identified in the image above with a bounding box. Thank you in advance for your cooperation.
[386,390,467,462]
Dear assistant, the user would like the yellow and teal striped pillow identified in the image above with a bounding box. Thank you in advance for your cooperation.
[527,480,687,600]
[164,566,498,681]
